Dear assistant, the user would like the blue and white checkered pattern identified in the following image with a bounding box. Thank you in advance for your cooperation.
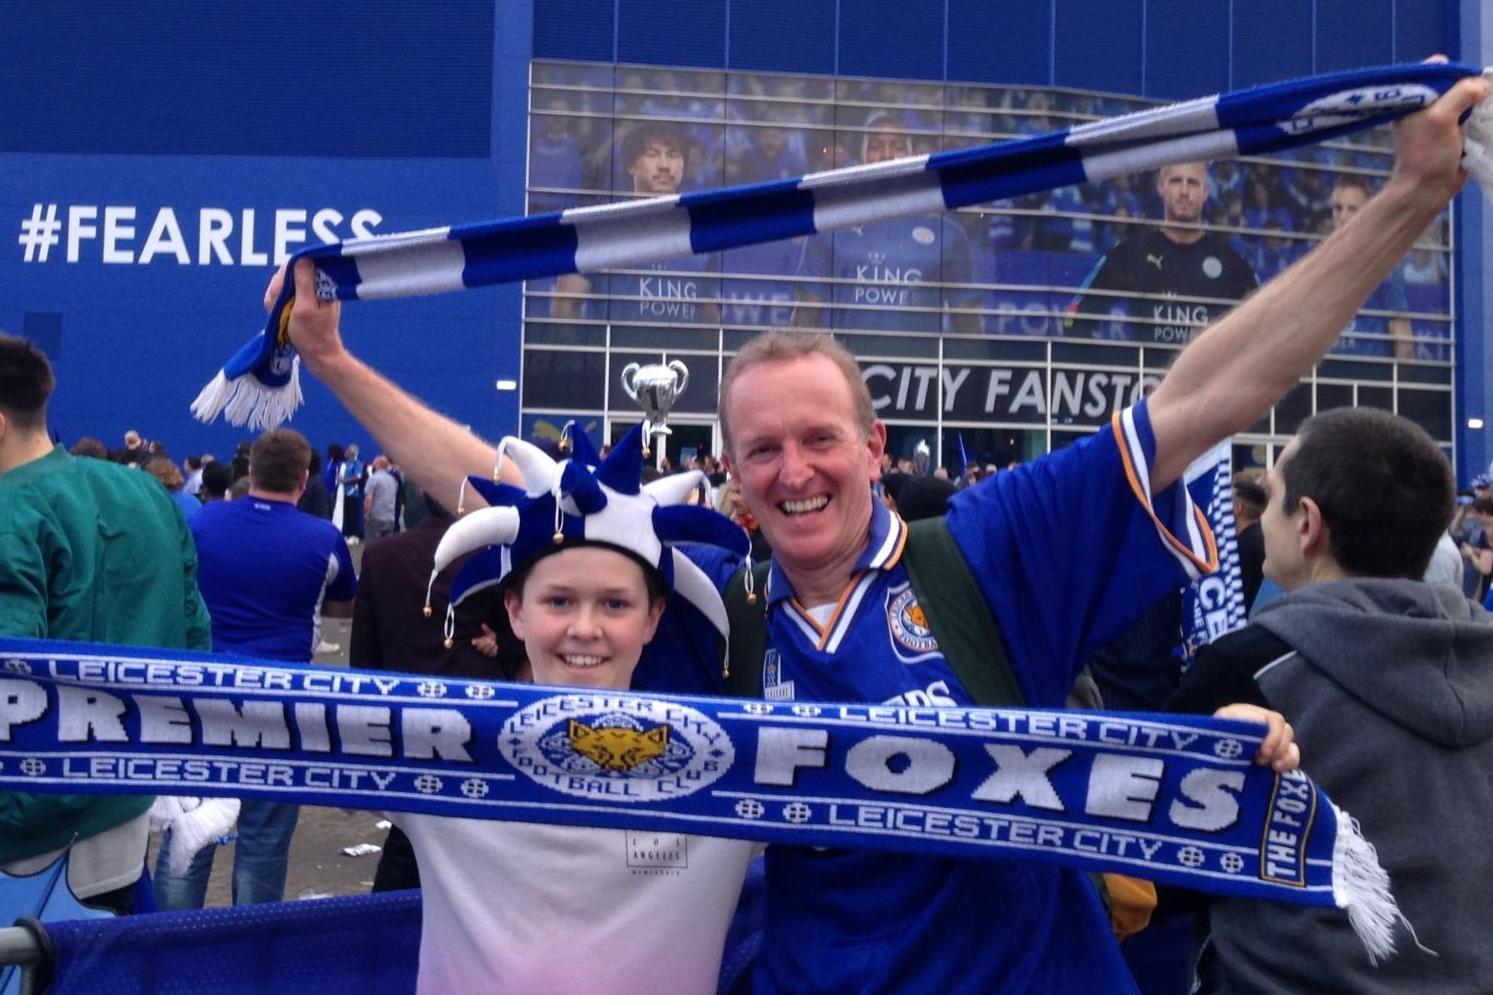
[192,62,1484,428]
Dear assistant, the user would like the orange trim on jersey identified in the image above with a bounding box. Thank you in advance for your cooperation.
[793,571,868,651]
[788,516,910,651]
[880,515,910,571]
[1110,411,1220,576]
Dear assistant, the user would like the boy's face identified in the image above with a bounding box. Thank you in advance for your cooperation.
[504,546,664,691]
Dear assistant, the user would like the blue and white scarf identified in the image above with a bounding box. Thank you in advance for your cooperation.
[1,639,1402,959]
[1182,440,1248,662]
[192,61,1491,429]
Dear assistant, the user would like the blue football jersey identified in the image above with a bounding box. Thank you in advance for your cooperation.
[683,400,1215,994]
[719,238,817,329]
[604,254,718,326]
[192,498,357,662]
[802,217,976,333]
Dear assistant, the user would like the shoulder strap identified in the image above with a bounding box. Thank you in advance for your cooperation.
[901,516,1025,708]
[723,560,772,698]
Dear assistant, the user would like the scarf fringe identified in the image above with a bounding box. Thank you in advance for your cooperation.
[190,358,303,430]
[1331,804,1401,964]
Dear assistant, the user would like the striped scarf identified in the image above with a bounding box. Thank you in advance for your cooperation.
[1,638,1405,960]
[192,61,1489,430]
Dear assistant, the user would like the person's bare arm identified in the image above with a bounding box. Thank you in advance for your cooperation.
[270,259,513,506]
[1146,73,1488,490]
[322,598,355,620]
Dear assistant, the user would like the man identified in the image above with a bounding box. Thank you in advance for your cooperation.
[0,334,211,913]
[552,122,721,327]
[118,428,149,466]
[267,74,1485,993]
[349,493,516,892]
[339,441,365,543]
[154,428,356,909]
[1169,408,1492,992]
[363,454,399,540]
[1327,174,1415,358]
[1066,161,1258,344]
[182,454,205,497]
[1232,475,1268,608]
[796,114,981,334]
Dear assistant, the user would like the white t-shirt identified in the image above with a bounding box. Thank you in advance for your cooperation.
[400,814,758,995]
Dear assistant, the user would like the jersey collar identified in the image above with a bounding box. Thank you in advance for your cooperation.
[764,493,907,606]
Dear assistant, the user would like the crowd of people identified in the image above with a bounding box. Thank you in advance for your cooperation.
[0,71,1489,995]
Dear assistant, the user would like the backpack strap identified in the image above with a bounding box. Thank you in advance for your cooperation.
[901,516,1025,708]
[723,560,772,698]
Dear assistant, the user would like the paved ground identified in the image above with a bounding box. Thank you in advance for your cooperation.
[146,608,398,906]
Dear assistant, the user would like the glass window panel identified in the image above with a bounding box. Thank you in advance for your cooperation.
[522,349,606,410]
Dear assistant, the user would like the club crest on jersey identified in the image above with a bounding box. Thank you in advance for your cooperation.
[887,584,940,660]
[500,694,732,802]
[763,649,796,701]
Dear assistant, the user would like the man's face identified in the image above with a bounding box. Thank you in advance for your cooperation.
[1260,438,1307,590]
[1156,164,1209,225]
[629,137,685,195]
[864,129,912,165]
[1330,185,1368,231]
[724,354,885,592]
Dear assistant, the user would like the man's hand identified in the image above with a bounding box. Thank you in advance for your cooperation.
[1213,703,1299,773]
[265,259,346,374]
[1385,59,1491,213]
[1147,64,1491,492]
[471,622,499,658]
[256,259,512,505]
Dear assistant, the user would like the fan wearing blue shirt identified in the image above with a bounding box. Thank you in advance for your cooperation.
[266,76,1487,995]
[154,428,356,910]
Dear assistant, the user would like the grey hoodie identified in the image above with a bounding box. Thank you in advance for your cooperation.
[1202,578,1493,994]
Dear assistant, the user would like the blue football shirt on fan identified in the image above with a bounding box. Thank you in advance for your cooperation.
[684,400,1213,993]
[191,498,357,662]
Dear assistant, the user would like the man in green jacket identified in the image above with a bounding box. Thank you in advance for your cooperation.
[0,333,212,913]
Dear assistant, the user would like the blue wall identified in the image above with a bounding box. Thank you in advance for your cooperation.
[0,1,530,460]
[535,0,1450,99]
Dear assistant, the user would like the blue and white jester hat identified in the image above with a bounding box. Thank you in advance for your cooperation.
[424,422,752,658]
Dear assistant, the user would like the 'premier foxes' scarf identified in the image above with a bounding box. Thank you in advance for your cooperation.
[1,639,1403,960]
[192,61,1492,430]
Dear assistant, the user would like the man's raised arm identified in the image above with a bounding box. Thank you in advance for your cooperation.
[1146,71,1489,491]
[271,259,510,505]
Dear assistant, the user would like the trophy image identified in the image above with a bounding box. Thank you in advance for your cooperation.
[620,360,690,461]
[913,438,931,476]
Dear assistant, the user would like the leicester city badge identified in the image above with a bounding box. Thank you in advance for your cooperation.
[500,693,732,802]
[762,648,795,701]
[887,583,941,662]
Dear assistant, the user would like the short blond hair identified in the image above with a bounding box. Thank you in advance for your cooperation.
[718,330,873,456]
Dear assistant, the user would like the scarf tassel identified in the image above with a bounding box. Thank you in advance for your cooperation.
[1331,805,1408,964]
[190,355,303,431]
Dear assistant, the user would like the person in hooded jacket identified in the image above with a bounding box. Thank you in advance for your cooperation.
[1169,406,1493,994]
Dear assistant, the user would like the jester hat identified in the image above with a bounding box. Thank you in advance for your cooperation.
[425,423,750,647]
